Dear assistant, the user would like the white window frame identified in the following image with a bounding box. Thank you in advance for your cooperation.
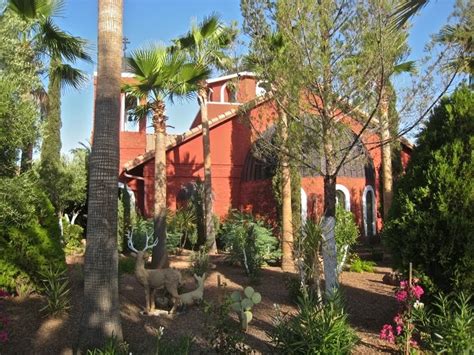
[362,185,377,237]
[336,184,351,211]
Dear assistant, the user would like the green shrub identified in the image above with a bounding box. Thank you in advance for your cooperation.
[335,205,359,269]
[384,86,474,294]
[63,218,84,255]
[86,336,129,355]
[203,299,249,354]
[349,255,376,273]
[219,210,280,278]
[269,292,358,354]
[39,266,70,316]
[154,326,193,355]
[416,292,473,354]
[167,207,198,250]
[118,256,135,275]
[0,173,64,292]
[190,246,210,276]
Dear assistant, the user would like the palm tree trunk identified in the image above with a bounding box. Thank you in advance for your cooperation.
[198,87,216,253]
[77,0,123,350]
[150,101,169,269]
[380,85,393,220]
[280,108,294,271]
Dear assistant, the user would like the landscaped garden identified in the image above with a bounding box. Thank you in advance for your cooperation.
[0,0,473,353]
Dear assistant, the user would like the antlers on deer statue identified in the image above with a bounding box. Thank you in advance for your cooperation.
[128,230,182,315]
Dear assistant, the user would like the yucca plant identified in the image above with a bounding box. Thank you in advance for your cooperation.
[39,265,70,316]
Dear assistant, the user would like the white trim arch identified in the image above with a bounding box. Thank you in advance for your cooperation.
[256,80,267,96]
[220,82,238,103]
[336,184,351,211]
[362,185,377,237]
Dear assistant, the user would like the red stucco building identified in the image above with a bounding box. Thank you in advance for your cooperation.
[116,72,412,241]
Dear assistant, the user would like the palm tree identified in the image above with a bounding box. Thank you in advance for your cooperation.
[77,0,123,349]
[124,45,210,268]
[173,15,237,252]
[8,0,90,232]
[8,0,91,173]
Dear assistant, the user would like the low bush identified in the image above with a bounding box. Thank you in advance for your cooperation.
[118,256,135,275]
[270,292,358,354]
[349,255,376,273]
[203,299,250,354]
[86,336,129,355]
[335,205,359,271]
[0,173,65,293]
[219,210,280,278]
[190,246,210,276]
[63,218,84,255]
[415,292,473,354]
[154,326,193,355]
[39,266,70,317]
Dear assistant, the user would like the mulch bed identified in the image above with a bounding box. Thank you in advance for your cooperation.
[1,252,398,354]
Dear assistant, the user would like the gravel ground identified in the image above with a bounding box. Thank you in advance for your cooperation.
[1,252,398,354]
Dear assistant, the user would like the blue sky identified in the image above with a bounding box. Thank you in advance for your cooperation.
[56,0,455,154]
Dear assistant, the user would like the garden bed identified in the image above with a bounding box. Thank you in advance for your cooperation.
[1,252,398,354]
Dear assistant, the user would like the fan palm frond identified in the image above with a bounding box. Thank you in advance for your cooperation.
[38,18,91,62]
[50,62,87,89]
[391,0,428,29]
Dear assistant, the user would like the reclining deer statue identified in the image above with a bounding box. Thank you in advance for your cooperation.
[127,231,182,315]
[178,273,206,310]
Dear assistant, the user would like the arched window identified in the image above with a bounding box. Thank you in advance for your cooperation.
[256,80,267,96]
[122,93,140,132]
[336,184,351,211]
[220,82,238,103]
[362,185,376,238]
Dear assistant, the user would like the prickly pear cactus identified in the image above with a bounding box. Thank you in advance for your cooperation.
[230,286,261,331]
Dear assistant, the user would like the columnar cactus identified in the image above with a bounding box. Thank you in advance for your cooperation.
[230,286,262,331]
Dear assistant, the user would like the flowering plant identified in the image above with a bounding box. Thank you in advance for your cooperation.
[0,289,10,346]
[380,279,424,353]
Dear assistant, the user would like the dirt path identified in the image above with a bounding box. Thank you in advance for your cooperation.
[2,253,398,354]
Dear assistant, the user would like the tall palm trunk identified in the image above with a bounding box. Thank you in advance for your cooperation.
[78,0,123,350]
[150,100,169,268]
[280,108,294,271]
[380,85,393,220]
[198,86,216,252]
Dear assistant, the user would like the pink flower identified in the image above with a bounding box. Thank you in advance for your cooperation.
[400,280,408,289]
[0,330,8,343]
[412,285,424,299]
[393,314,403,325]
[380,324,395,343]
[0,290,9,298]
[396,325,403,335]
[396,290,408,302]
[410,339,418,347]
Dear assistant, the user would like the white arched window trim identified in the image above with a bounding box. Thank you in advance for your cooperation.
[220,82,228,103]
[256,80,267,96]
[362,185,377,236]
[336,184,351,211]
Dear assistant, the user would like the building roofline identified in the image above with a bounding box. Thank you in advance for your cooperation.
[122,94,269,172]
[205,71,256,84]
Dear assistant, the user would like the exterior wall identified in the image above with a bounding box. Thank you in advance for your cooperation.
[118,74,412,241]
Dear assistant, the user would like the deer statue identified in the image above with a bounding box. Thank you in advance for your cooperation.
[178,273,206,309]
[127,230,182,315]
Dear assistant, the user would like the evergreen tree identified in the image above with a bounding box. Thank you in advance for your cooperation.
[384,86,474,294]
